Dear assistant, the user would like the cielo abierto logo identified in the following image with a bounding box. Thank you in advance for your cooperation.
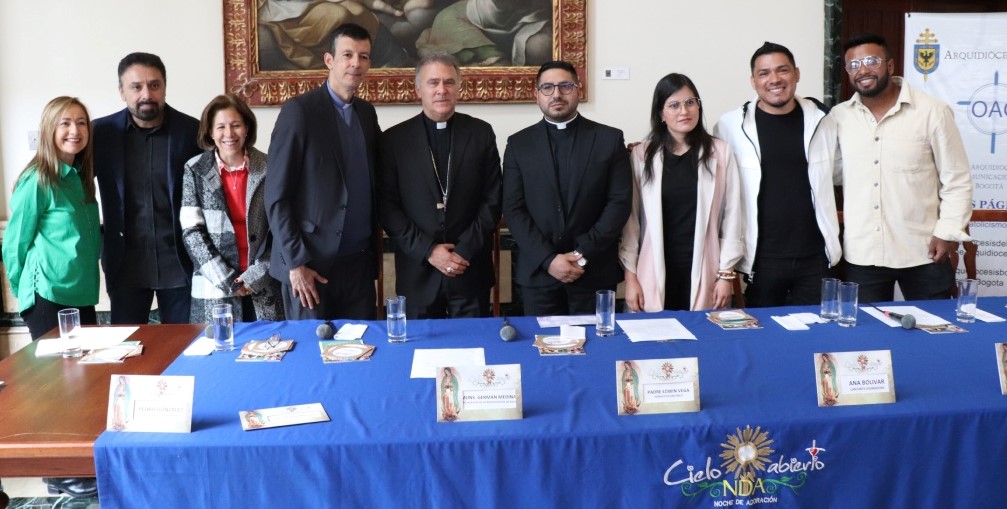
[956,71,1006,154]
[662,425,827,506]
[914,28,940,81]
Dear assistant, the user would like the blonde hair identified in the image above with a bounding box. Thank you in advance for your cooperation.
[19,96,96,202]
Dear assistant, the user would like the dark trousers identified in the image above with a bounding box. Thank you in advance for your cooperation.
[109,286,191,324]
[522,282,613,316]
[845,260,954,303]
[410,279,490,319]
[21,294,98,340]
[745,253,830,308]
[281,252,377,320]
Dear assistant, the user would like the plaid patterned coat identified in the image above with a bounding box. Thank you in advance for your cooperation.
[180,148,283,322]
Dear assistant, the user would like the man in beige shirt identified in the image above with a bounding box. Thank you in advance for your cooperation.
[828,33,972,302]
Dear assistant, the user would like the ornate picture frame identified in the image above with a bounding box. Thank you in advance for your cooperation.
[223,0,587,106]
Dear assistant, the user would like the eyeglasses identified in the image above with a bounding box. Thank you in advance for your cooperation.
[537,82,578,96]
[845,56,887,73]
[665,98,701,111]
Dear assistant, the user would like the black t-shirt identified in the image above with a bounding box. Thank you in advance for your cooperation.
[661,146,698,267]
[754,106,824,259]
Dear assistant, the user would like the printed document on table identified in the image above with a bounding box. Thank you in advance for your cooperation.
[617,318,697,342]
[861,306,948,327]
[36,326,140,356]
[536,315,595,328]
[411,348,486,378]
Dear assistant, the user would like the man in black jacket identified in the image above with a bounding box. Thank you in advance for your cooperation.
[265,23,381,320]
[92,52,200,324]
[502,61,631,315]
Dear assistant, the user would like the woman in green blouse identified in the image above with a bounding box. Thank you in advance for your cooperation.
[3,97,101,339]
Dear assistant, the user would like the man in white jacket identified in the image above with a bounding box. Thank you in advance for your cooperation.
[714,42,841,307]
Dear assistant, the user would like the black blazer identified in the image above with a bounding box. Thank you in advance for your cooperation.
[379,113,502,308]
[264,84,381,284]
[502,116,631,288]
[92,105,201,289]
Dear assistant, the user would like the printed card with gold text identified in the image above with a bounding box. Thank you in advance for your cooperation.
[996,343,1007,396]
[814,350,895,407]
[616,358,700,415]
[436,364,522,422]
[106,374,194,433]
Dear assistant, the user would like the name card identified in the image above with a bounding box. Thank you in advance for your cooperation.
[106,374,194,433]
[240,403,330,431]
[617,358,700,415]
[997,343,1007,396]
[814,350,895,407]
[436,364,522,422]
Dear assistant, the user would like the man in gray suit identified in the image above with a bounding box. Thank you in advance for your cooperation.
[265,23,381,320]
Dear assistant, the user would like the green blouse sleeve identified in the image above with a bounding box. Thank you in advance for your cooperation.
[2,171,45,297]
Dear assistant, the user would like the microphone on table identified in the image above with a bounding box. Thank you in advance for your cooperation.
[500,317,517,341]
[316,322,335,339]
[204,324,214,339]
[871,304,916,329]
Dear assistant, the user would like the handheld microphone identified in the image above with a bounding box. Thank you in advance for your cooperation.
[499,317,517,341]
[871,305,916,330]
[316,322,335,339]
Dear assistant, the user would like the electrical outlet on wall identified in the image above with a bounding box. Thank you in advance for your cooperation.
[28,130,39,151]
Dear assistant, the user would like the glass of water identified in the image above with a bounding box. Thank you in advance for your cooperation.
[837,282,859,328]
[386,296,407,343]
[820,278,839,321]
[596,290,616,337]
[58,308,82,358]
[211,303,235,351]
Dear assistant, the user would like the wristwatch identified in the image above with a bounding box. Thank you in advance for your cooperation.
[573,250,588,268]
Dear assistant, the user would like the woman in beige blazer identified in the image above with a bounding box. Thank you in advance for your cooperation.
[620,73,744,312]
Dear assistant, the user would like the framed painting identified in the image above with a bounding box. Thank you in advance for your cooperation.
[223,0,587,106]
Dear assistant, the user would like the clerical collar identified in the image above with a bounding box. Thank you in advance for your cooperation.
[544,113,579,130]
[326,82,353,109]
[422,113,453,130]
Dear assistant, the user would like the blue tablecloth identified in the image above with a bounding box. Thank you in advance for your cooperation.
[94,298,1007,508]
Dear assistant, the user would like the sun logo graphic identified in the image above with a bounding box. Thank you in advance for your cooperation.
[956,71,1007,154]
[720,425,775,482]
[914,28,940,81]
[664,425,829,503]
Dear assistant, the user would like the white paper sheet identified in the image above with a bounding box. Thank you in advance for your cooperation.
[559,325,586,340]
[771,315,810,331]
[410,348,486,378]
[35,326,140,357]
[182,336,216,356]
[333,323,368,340]
[617,318,696,342]
[974,308,1006,323]
[862,306,948,327]
[536,315,595,328]
[790,312,828,324]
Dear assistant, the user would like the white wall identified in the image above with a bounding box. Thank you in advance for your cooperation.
[0,0,824,216]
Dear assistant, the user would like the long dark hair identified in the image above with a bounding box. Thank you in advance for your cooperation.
[642,73,714,183]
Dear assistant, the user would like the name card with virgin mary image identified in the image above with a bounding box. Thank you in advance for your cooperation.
[436,364,522,422]
[996,343,1007,396]
[814,350,895,407]
[616,358,700,415]
[106,374,195,433]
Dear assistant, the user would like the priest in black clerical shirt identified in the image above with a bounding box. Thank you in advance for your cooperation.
[379,54,501,318]
[502,60,632,316]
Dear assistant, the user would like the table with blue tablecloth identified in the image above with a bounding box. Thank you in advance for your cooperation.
[94,298,1007,508]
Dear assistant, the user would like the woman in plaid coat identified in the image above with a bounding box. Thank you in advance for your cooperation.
[180,94,283,323]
